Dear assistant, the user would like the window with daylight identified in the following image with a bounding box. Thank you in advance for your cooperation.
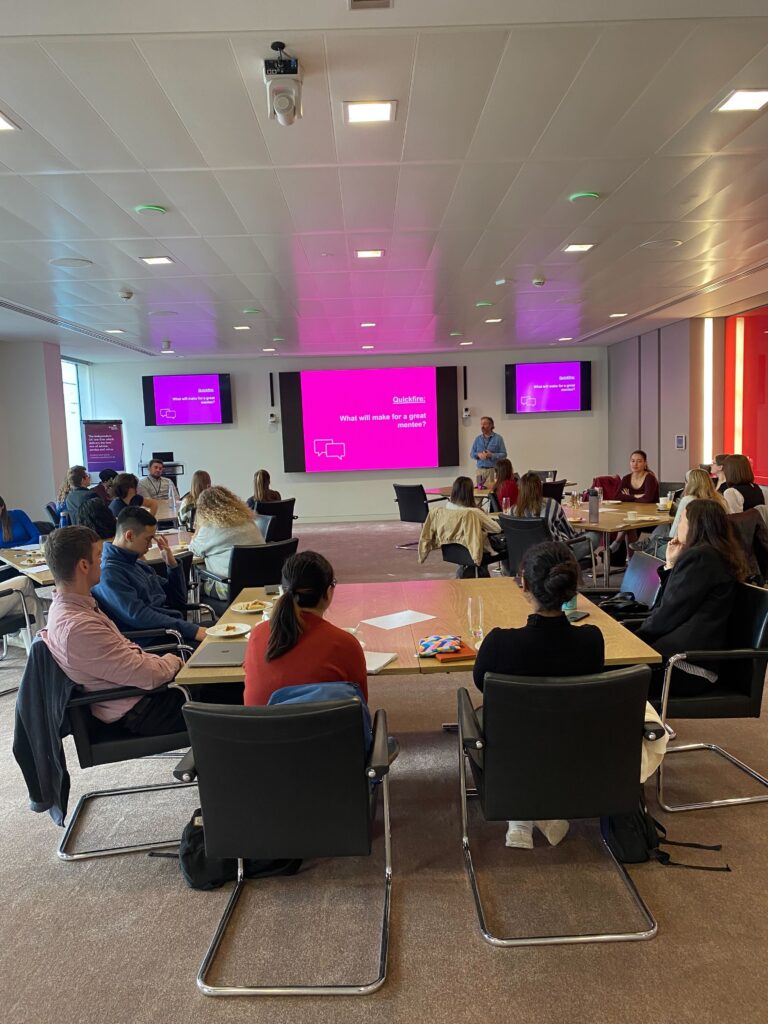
[61,359,85,467]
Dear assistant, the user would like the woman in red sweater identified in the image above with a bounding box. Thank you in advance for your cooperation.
[243,551,368,705]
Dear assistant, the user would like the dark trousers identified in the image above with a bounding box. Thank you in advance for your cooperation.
[121,683,244,737]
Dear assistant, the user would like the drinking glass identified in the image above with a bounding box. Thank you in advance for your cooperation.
[501,496,512,515]
[596,486,604,506]
[467,596,484,646]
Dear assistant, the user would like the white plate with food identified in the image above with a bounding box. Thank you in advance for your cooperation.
[207,622,252,638]
[231,598,271,614]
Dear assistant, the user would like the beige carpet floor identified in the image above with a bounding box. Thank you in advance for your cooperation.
[1,521,766,1023]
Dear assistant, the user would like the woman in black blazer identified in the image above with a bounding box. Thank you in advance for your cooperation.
[473,541,605,849]
[638,499,748,695]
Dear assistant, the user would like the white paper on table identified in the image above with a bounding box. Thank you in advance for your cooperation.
[361,609,435,630]
[27,563,50,573]
[365,651,398,674]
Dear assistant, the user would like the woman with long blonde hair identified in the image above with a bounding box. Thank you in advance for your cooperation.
[178,469,212,529]
[189,486,264,598]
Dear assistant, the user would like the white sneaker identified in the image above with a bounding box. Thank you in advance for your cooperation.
[535,819,570,846]
[505,820,534,849]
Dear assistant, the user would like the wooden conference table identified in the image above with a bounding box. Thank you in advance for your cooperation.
[565,501,673,584]
[174,577,660,687]
[0,529,194,587]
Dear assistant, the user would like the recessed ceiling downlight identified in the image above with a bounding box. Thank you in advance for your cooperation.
[148,310,178,317]
[568,192,600,202]
[49,257,93,268]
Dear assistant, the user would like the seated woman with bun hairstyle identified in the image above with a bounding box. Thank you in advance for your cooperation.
[472,541,605,850]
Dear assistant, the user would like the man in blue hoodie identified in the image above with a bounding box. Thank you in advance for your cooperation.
[93,506,206,647]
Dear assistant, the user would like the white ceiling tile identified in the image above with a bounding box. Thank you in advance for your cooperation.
[277,167,344,232]
[340,165,399,230]
[136,37,272,168]
[25,174,149,238]
[403,31,508,162]
[0,176,93,239]
[532,21,694,160]
[204,236,272,275]
[40,39,207,169]
[214,170,295,234]
[470,25,600,161]
[393,164,460,231]
[150,171,248,236]
[0,41,139,170]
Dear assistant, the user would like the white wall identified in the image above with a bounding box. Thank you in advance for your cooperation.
[0,339,68,517]
[89,347,609,522]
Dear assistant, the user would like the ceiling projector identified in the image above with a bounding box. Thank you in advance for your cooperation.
[263,41,303,127]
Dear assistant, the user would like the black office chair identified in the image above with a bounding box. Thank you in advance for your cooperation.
[659,482,684,501]
[542,479,567,503]
[457,666,656,946]
[589,550,664,620]
[656,582,768,813]
[13,642,194,860]
[253,513,275,543]
[393,484,444,549]
[33,520,55,536]
[441,543,502,579]
[45,502,59,527]
[255,499,296,542]
[497,516,551,576]
[531,469,557,482]
[178,699,396,996]
[197,539,299,614]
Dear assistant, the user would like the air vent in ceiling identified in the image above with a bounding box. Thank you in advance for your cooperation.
[349,0,392,9]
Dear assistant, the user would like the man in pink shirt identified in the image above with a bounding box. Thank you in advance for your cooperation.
[41,525,186,737]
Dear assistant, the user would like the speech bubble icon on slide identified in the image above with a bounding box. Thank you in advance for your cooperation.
[326,442,346,460]
[520,395,537,409]
[313,438,333,456]
[159,408,177,420]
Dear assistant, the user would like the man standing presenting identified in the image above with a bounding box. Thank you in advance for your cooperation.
[470,416,507,487]
[138,458,180,504]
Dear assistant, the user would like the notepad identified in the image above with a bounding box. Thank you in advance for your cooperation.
[361,609,435,630]
[364,651,398,675]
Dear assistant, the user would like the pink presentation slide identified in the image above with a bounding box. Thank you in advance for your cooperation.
[300,366,439,473]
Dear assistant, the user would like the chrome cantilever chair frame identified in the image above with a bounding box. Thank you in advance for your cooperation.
[58,628,196,862]
[457,684,656,947]
[0,582,34,697]
[184,702,395,997]
[656,651,768,813]
[197,775,392,997]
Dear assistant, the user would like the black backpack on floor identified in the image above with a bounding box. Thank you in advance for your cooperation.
[179,808,303,891]
[601,796,730,872]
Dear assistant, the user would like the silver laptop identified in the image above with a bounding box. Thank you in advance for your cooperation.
[185,640,248,669]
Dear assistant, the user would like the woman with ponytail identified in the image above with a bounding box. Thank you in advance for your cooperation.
[243,550,367,705]
[472,541,605,850]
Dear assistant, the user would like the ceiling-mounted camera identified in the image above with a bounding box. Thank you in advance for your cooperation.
[263,41,303,127]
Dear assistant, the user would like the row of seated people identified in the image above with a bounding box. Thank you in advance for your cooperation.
[36,496,747,850]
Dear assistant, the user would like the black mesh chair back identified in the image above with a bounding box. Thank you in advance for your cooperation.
[542,479,566,503]
[393,484,430,525]
[229,538,299,593]
[498,515,550,575]
[45,502,59,526]
[621,550,664,609]
[183,700,372,860]
[530,469,557,482]
[475,667,649,821]
[255,498,296,541]
[253,513,275,542]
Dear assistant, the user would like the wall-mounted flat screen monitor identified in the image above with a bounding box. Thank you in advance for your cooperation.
[142,373,233,426]
[505,361,592,414]
[279,366,459,473]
